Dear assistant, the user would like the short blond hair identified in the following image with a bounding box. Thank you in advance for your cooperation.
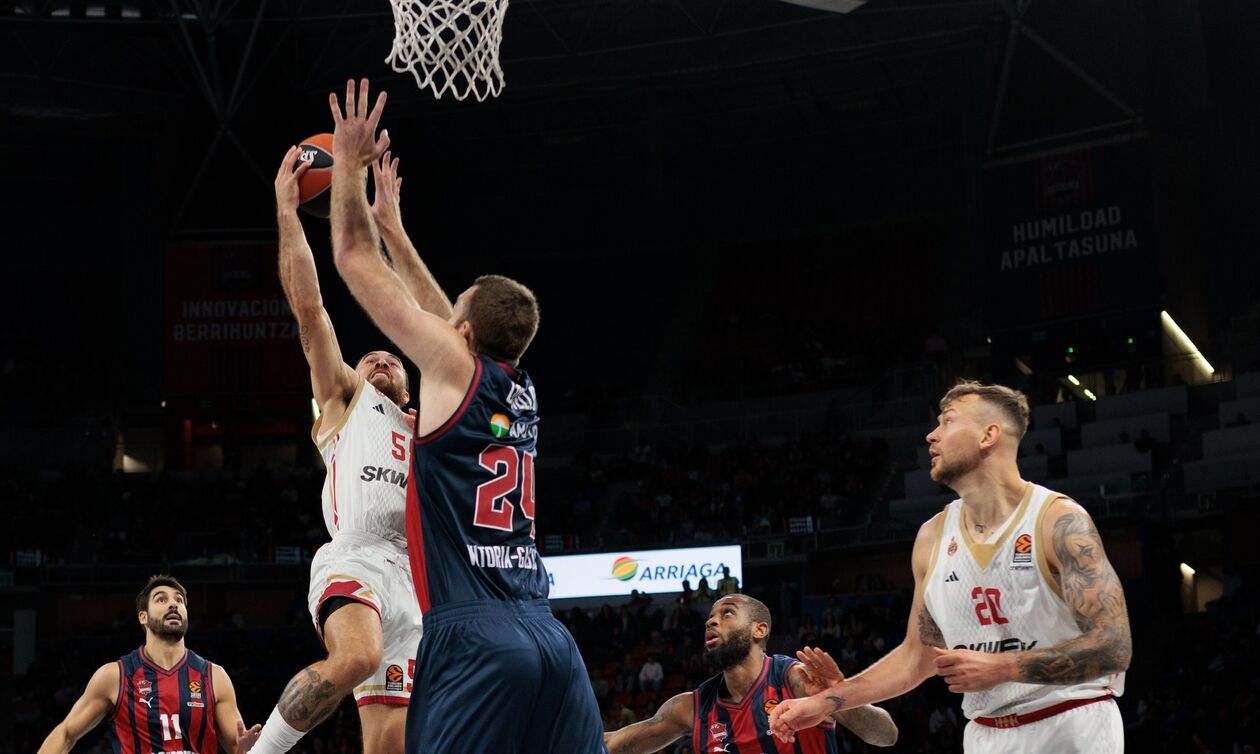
[940,380,1030,441]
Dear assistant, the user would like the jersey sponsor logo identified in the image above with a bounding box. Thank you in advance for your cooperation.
[947,537,958,557]
[385,664,405,692]
[506,382,538,412]
[187,700,204,708]
[953,638,1039,653]
[611,556,638,581]
[360,466,407,488]
[466,544,540,571]
[709,722,729,742]
[490,413,511,438]
[1013,533,1033,564]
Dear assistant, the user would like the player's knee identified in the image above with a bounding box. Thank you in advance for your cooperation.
[328,643,381,684]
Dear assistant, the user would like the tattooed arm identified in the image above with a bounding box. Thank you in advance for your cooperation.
[933,499,1132,693]
[769,514,944,741]
[604,693,693,754]
[786,664,898,747]
[1016,498,1132,683]
[275,147,360,427]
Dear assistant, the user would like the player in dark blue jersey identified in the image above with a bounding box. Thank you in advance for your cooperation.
[37,575,260,754]
[605,595,898,754]
[327,78,606,754]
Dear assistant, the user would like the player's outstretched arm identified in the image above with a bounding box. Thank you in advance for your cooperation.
[370,151,454,319]
[329,79,474,393]
[275,145,358,418]
[604,693,694,754]
[770,514,943,742]
[787,652,898,747]
[37,662,119,754]
[932,499,1132,692]
[211,664,262,754]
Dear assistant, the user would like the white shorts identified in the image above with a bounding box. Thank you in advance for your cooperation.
[307,530,423,708]
[964,697,1122,754]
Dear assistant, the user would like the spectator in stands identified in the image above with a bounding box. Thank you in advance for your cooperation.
[717,566,740,596]
[694,578,714,605]
[639,654,664,693]
[678,579,694,605]
[797,615,819,646]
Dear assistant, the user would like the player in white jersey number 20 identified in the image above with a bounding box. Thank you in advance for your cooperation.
[771,381,1132,753]
[252,146,451,754]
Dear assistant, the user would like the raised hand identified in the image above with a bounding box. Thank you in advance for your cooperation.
[329,78,389,169]
[796,646,844,696]
[275,145,313,215]
[370,151,404,229]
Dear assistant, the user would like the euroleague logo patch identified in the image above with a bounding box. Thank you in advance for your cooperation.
[385,664,405,692]
[188,680,202,694]
[764,698,780,715]
[1012,533,1033,564]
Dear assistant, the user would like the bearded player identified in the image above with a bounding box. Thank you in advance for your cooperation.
[605,594,898,753]
[253,145,443,754]
[771,382,1131,752]
[328,78,605,753]
[38,576,259,754]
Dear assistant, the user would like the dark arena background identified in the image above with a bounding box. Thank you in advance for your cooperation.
[3,0,1260,751]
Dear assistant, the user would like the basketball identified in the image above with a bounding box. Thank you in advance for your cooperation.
[296,133,334,218]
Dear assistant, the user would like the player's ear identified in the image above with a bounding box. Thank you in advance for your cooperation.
[753,621,770,642]
[138,611,148,628]
[980,421,1002,450]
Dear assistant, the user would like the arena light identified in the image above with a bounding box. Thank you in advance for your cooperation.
[1161,310,1215,378]
[1083,388,1098,401]
[1180,562,1196,578]
[777,0,866,12]
[1067,374,1081,386]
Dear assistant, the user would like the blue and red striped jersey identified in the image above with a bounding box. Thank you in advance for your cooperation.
[407,354,549,610]
[108,646,219,754]
[692,654,838,754]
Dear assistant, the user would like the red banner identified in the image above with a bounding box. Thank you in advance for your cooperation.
[164,242,309,396]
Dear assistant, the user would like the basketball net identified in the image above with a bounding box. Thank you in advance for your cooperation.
[385,0,508,102]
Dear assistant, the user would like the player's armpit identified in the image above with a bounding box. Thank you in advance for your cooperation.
[917,604,946,649]
[37,663,119,754]
[605,693,693,754]
[1014,500,1132,684]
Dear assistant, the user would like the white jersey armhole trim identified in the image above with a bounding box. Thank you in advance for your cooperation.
[313,378,367,449]
[922,506,950,586]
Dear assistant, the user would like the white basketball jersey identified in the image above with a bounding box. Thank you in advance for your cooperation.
[312,379,410,544]
[922,483,1124,719]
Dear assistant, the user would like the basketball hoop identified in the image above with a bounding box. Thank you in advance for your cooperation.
[385,0,509,102]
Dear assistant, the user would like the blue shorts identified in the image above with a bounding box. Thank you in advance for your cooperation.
[406,598,607,754]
